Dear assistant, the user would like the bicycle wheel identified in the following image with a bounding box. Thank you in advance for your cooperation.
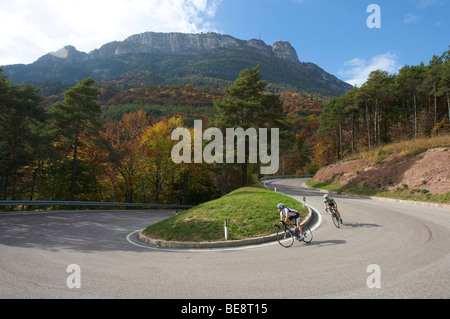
[331,211,340,228]
[277,227,295,248]
[301,225,313,243]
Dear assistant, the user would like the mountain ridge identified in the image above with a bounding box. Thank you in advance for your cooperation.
[2,31,353,96]
[90,32,301,64]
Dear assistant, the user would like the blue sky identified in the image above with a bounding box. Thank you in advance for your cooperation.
[213,0,449,86]
[1,0,448,86]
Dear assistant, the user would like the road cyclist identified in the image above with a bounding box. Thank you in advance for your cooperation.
[277,203,304,241]
[323,194,343,224]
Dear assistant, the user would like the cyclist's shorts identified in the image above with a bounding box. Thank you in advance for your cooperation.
[289,213,301,223]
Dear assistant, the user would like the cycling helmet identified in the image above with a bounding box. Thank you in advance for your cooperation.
[277,203,285,209]
[323,194,329,199]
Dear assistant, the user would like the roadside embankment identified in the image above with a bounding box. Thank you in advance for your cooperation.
[308,136,450,205]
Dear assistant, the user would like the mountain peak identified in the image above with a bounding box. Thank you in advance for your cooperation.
[47,45,87,61]
[272,41,299,64]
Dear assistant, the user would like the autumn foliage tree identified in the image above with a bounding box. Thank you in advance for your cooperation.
[101,110,151,203]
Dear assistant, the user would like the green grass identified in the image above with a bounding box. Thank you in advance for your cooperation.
[144,185,308,242]
[346,134,450,163]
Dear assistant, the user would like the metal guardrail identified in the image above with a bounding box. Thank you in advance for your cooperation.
[259,175,314,182]
[0,200,195,212]
[2,176,315,211]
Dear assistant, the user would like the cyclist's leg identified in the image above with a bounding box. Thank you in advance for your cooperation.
[334,206,344,223]
[285,217,295,230]
[287,216,301,236]
[293,215,304,240]
[296,216,304,236]
[330,204,339,217]
[338,211,343,223]
[334,206,343,221]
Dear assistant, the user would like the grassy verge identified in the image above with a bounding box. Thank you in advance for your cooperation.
[144,185,308,242]
[346,134,450,162]
[306,180,450,204]
[309,134,450,204]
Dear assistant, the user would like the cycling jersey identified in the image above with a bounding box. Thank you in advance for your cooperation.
[280,208,301,223]
[324,197,335,206]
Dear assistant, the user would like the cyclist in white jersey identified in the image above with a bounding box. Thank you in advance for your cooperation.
[278,203,304,241]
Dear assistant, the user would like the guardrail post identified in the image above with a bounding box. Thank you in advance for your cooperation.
[224,220,228,241]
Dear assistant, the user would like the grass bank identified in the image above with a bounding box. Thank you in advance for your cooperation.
[347,134,450,162]
[144,185,308,242]
[307,180,450,204]
[308,134,450,204]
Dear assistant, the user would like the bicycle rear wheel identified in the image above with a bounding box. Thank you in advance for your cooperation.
[277,228,295,248]
[301,225,313,243]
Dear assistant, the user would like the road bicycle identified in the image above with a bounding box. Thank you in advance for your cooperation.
[275,221,313,248]
[327,205,341,228]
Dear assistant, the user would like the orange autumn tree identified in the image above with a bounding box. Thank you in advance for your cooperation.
[140,117,183,203]
[101,110,151,203]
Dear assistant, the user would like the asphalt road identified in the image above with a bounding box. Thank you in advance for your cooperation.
[0,178,449,299]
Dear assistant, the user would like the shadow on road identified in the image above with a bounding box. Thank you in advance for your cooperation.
[304,239,347,248]
[0,210,174,253]
[341,222,382,229]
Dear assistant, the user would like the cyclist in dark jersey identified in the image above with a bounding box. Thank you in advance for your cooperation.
[278,203,304,241]
[323,194,343,224]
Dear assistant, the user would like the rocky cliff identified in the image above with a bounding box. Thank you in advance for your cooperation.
[89,32,300,64]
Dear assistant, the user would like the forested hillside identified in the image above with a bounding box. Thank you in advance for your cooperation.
[0,64,324,206]
[318,49,450,166]
[0,48,448,207]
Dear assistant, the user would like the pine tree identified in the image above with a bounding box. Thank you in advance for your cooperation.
[0,68,44,199]
[214,66,283,185]
[51,78,101,200]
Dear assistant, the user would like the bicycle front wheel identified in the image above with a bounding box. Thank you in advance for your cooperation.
[302,225,313,243]
[277,228,295,248]
[331,212,340,228]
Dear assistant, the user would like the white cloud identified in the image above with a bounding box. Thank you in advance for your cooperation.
[338,52,401,87]
[416,0,440,8]
[404,12,421,24]
[0,0,221,65]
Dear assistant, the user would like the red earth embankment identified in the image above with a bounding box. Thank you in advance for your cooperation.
[311,147,450,198]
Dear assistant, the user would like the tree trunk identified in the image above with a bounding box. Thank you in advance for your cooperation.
[414,95,418,139]
[374,99,378,145]
[0,150,10,200]
[366,101,371,149]
[0,128,16,200]
[241,161,248,186]
[351,112,355,153]
[29,164,40,201]
[433,83,437,126]
[70,127,80,200]
[338,122,343,159]
[447,92,450,124]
